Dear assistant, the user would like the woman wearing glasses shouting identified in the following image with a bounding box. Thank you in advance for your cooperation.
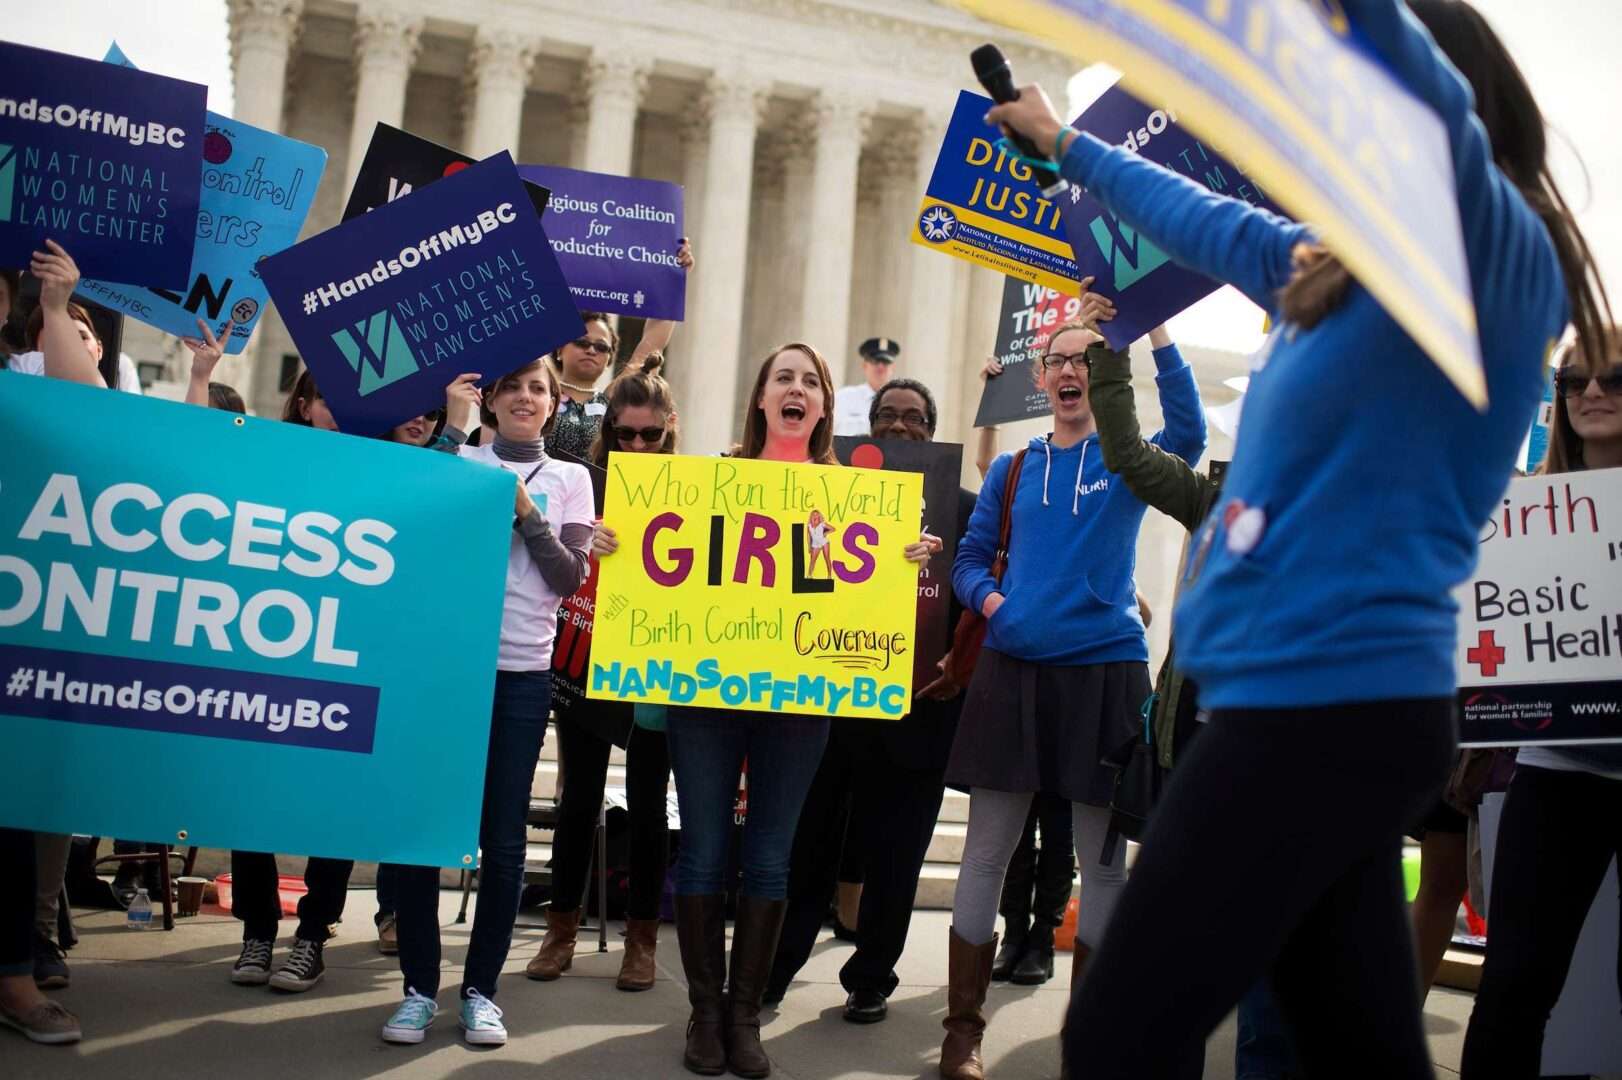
[939,300,1205,1080]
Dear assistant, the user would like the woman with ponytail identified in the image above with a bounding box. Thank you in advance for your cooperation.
[987,1,1611,1076]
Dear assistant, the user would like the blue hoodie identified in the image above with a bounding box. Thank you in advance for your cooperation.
[954,345,1205,666]
[1056,0,1567,707]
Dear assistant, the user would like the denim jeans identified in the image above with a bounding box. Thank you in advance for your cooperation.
[375,863,399,925]
[2,828,35,976]
[230,852,355,942]
[666,707,829,898]
[395,670,551,1000]
[1236,980,1300,1080]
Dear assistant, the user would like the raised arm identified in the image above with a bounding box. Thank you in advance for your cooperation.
[627,237,694,370]
[30,241,103,387]
[1143,336,1206,468]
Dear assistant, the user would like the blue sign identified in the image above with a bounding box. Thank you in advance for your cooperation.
[0,41,205,288]
[955,0,1486,406]
[0,372,515,867]
[912,90,1083,295]
[1058,84,1288,348]
[259,152,584,437]
[518,164,686,320]
[77,44,326,354]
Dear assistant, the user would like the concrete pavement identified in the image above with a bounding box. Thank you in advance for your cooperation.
[6,889,1479,1079]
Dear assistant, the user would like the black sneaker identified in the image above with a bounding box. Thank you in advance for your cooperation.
[33,935,70,990]
[269,936,325,992]
[231,939,274,985]
[843,988,887,1024]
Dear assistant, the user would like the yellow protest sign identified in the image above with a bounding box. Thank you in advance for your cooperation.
[590,454,923,719]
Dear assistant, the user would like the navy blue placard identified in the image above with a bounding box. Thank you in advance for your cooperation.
[0,41,205,288]
[259,152,584,437]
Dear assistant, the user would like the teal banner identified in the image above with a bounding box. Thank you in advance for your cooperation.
[0,373,514,868]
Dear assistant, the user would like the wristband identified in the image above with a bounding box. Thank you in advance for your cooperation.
[1053,126,1077,162]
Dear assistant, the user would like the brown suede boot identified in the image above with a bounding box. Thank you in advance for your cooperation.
[725,895,788,1079]
[616,918,661,992]
[525,907,580,981]
[1058,943,1092,1080]
[676,895,727,1076]
[940,927,997,1080]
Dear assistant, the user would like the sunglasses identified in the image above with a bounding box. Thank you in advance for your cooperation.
[874,407,930,429]
[571,338,613,356]
[1040,351,1092,372]
[1554,368,1622,398]
[613,424,668,444]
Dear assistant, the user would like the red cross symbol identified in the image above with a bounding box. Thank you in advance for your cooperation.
[1467,630,1507,677]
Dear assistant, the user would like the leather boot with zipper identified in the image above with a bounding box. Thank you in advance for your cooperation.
[616,917,661,992]
[525,906,580,981]
[1009,921,1056,985]
[940,926,997,1080]
[725,895,788,1079]
[676,895,727,1076]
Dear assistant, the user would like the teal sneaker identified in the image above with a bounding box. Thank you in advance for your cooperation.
[381,989,439,1045]
[459,989,506,1046]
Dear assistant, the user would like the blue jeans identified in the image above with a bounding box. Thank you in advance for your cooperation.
[1236,979,1300,1079]
[666,707,829,898]
[395,670,551,999]
[375,862,399,925]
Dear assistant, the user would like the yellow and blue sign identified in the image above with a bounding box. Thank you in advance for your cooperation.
[79,44,327,354]
[913,90,1082,295]
[953,0,1489,407]
[0,41,205,288]
[260,151,583,437]
[590,454,923,719]
[0,373,515,867]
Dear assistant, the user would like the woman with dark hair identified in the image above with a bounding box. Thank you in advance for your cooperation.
[526,354,679,992]
[986,1,1611,1076]
[595,342,933,1077]
[14,241,101,386]
[1461,330,1622,1078]
[280,368,337,430]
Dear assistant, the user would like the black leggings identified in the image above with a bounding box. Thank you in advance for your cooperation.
[550,718,671,921]
[2,829,34,976]
[1064,698,1455,1080]
[1461,765,1622,1077]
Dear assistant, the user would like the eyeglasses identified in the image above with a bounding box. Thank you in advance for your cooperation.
[571,338,614,356]
[612,424,667,444]
[1040,351,1091,373]
[1554,368,1622,398]
[874,407,931,429]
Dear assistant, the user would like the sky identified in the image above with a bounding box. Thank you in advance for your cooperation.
[9,0,1621,354]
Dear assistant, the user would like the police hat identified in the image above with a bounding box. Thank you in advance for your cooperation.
[859,337,899,363]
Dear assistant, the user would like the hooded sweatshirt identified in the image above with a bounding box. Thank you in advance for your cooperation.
[954,344,1205,666]
[1055,0,1567,707]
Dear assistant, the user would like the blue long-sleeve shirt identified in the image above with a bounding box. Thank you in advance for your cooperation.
[953,344,1205,666]
[1056,0,1566,707]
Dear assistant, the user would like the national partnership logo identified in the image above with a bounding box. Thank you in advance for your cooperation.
[332,308,421,397]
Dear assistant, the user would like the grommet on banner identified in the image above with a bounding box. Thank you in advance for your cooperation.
[462,854,474,865]
[234,416,245,427]
[176,829,189,842]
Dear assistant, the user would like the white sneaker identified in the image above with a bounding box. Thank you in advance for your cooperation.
[459,989,506,1046]
[381,989,439,1045]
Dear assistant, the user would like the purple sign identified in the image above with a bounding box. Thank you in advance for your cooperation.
[518,164,685,320]
[259,152,583,437]
[1058,84,1287,348]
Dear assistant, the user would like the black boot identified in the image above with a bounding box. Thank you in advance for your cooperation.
[726,895,788,1079]
[1010,921,1055,985]
[990,918,1028,982]
[676,894,728,1076]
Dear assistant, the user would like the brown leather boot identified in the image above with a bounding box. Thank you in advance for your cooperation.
[940,927,997,1080]
[1058,943,1092,1080]
[525,907,580,981]
[676,895,727,1076]
[616,918,661,992]
[725,895,788,1079]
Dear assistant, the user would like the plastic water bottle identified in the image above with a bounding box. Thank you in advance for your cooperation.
[126,887,153,930]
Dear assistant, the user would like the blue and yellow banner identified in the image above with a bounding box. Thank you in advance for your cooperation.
[953,0,1488,407]
[913,90,1083,295]
[0,373,514,868]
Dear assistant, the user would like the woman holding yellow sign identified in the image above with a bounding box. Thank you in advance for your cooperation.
[594,342,934,1078]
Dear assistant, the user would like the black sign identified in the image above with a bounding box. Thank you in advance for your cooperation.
[341,122,550,222]
[1459,678,1622,747]
[973,275,1084,428]
[834,437,963,697]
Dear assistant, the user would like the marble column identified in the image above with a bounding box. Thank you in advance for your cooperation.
[905,113,958,429]
[683,72,770,455]
[797,92,871,364]
[668,109,709,409]
[763,120,814,352]
[956,266,1007,442]
[463,28,538,160]
[577,53,650,176]
[870,130,919,378]
[227,0,302,133]
[344,5,422,193]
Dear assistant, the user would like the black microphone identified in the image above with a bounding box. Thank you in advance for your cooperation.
[971,44,1070,199]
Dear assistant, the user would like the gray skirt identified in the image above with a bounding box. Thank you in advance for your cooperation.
[945,648,1153,807]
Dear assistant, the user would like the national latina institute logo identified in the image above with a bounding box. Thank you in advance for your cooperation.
[918,205,957,244]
